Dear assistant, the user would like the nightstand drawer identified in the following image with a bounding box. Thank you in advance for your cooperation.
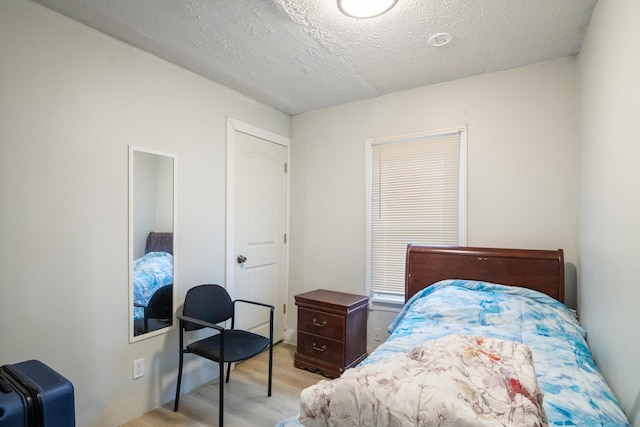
[297,331,344,366]
[297,307,344,340]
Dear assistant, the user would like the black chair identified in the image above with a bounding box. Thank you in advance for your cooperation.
[134,284,173,335]
[173,284,274,426]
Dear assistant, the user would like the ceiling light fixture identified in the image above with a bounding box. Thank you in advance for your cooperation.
[338,0,399,19]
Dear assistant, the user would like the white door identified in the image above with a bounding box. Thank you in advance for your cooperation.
[227,119,288,342]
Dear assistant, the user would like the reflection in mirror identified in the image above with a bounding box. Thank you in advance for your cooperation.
[129,147,176,342]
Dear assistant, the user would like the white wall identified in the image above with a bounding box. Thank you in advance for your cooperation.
[0,0,289,425]
[289,58,578,343]
[578,1,640,424]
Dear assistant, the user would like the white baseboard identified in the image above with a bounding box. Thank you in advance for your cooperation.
[283,327,297,345]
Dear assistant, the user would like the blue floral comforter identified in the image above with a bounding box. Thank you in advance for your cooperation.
[277,280,630,427]
[367,280,630,426]
[132,251,173,320]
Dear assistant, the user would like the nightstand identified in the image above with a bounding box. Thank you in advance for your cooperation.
[294,289,369,378]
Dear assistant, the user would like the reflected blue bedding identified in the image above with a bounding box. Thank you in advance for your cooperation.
[132,251,173,320]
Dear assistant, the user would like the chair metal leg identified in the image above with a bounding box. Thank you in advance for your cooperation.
[267,342,273,396]
[219,360,224,427]
[174,351,184,412]
[225,362,232,383]
[268,307,274,397]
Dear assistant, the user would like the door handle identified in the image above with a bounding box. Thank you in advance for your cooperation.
[237,255,247,264]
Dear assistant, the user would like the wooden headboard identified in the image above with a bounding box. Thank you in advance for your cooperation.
[404,245,564,303]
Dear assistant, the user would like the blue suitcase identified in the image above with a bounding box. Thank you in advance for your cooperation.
[0,360,75,427]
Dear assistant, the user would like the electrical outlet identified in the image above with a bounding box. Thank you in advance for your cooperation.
[133,358,144,379]
[373,328,382,342]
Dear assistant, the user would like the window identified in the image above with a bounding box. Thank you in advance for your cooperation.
[365,126,467,298]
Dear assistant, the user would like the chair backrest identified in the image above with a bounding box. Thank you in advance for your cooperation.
[182,284,233,331]
[145,284,173,319]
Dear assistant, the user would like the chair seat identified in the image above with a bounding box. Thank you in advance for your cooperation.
[187,330,270,363]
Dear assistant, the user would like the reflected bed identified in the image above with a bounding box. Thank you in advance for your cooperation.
[133,232,173,335]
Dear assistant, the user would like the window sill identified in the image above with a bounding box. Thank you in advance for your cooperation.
[369,294,404,312]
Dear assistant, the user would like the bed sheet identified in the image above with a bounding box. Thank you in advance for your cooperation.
[278,280,630,427]
[133,251,173,320]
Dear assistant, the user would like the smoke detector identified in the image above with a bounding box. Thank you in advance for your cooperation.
[428,33,453,47]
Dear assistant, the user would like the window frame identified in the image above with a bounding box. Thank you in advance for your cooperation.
[365,126,468,300]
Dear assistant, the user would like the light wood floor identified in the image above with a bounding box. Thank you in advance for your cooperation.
[121,343,324,427]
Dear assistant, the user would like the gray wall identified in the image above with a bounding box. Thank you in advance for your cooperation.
[0,1,289,425]
[578,0,640,424]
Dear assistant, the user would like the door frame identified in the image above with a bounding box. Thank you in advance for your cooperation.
[225,117,290,324]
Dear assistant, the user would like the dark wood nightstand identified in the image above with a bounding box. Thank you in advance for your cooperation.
[294,289,368,378]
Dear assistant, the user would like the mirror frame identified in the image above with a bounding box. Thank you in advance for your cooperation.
[128,146,177,343]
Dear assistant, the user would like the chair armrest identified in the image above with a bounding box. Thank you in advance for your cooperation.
[177,314,225,331]
[231,300,274,339]
[234,299,275,312]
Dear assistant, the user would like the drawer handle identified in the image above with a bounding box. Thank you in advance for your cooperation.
[312,319,327,328]
[312,343,327,352]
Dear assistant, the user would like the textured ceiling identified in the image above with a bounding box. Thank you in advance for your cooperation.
[31,0,598,115]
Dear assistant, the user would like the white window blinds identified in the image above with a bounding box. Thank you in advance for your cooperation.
[369,128,466,296]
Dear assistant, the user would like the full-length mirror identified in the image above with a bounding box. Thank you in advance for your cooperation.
[129,146,176,342]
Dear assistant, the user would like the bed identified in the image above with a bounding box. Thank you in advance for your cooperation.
[279,245,630,426]
[133,232,173,335]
